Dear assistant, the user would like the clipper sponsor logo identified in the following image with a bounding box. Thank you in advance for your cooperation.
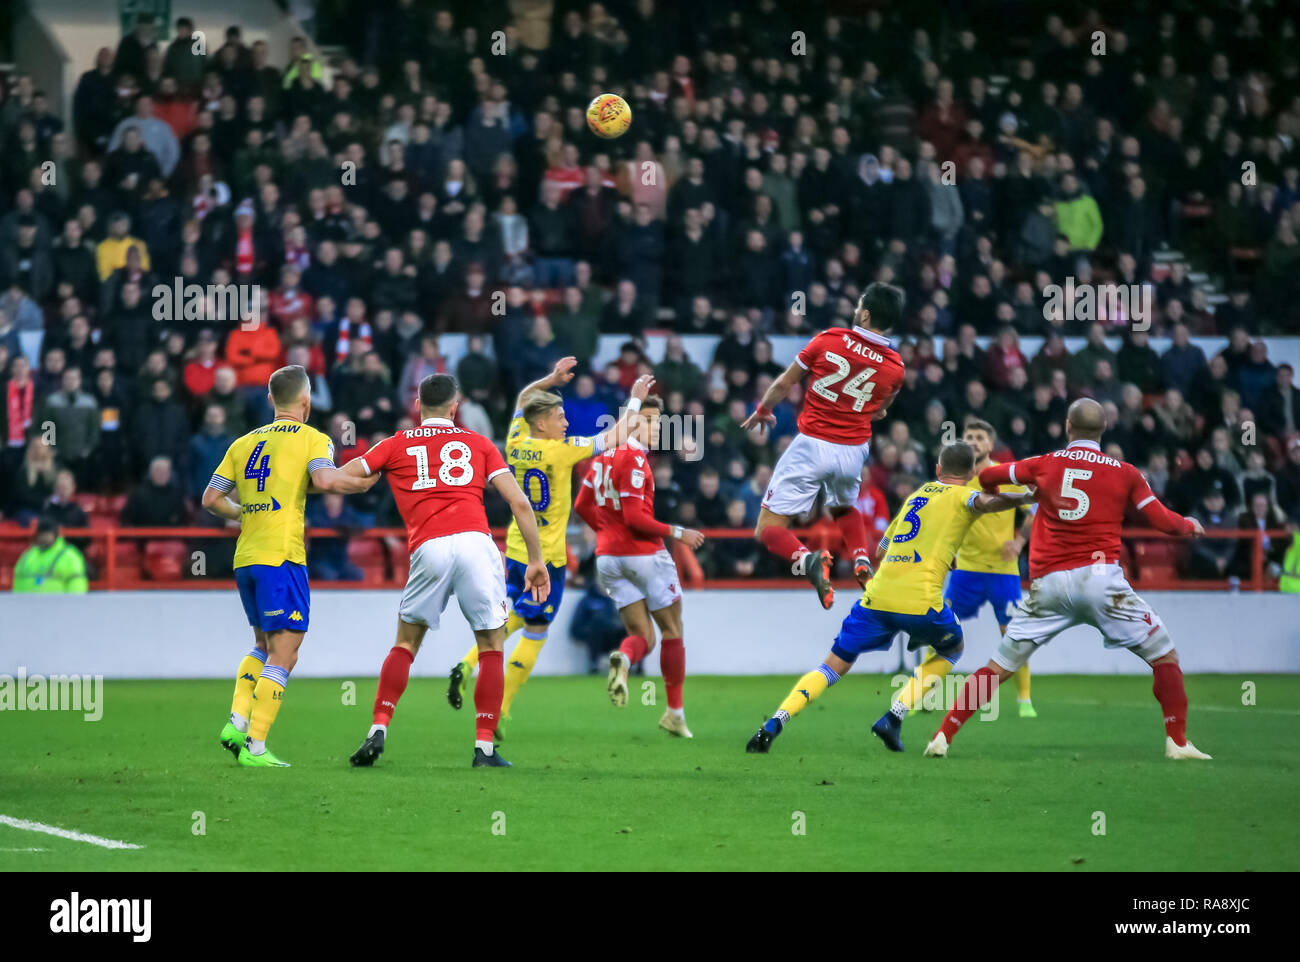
[243,497,282,513]
[0,668,103,721]
[49,892,151,942]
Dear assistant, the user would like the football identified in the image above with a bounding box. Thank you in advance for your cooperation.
[586,93,632,139]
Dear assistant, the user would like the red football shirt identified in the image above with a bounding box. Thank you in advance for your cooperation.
[361,417,508,554]
[582,441,663,556]
[795,326,905,444]
[979,440,1193,579]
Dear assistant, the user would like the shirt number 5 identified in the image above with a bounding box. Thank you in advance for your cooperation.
[1059,469,1092,521]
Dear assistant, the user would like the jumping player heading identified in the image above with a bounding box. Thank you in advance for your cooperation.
[925,398,1212,761]
[741,283,906,610]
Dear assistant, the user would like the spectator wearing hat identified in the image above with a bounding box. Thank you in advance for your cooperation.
[12,516,88,593]
[1185,487,1236,580]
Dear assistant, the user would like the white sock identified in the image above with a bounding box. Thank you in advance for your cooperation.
[667,707,685,719]
[368,723,387,738]
[475,739,494,755]
[791,549,811,576]
[247,738,266,755]
[890,701,907,720]
[230,712,249,733]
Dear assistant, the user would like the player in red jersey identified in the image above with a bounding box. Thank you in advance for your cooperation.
[741,283,906,609]
[573,395,706,737]
[925,398,1212,761]
[344,373,549,769]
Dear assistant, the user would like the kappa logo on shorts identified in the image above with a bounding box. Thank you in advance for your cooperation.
[289,610,303,622]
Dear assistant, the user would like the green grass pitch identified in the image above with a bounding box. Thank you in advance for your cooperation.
[3,674,1297,871]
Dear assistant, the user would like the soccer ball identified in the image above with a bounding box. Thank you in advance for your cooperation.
[586,93,632,139]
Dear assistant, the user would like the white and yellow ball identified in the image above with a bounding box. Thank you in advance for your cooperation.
[586,93,632,139]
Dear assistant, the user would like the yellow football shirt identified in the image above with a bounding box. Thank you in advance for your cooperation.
[863,481,981,616]
[210,418,335,569]
[504,412,600,566]
[953,461,1027,575]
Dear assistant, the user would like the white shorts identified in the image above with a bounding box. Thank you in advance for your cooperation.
[399,531,508,631]
[596,550,682,612]
[993,563,1173,671]
[762,432,870,516]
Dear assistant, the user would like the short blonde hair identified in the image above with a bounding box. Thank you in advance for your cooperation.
[522,390,564,428]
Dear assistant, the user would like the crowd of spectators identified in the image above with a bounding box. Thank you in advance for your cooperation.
[1,1,1298,585]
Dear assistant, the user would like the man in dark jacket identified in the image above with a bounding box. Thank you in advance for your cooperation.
[121,454,189,527]
[131,378,190,478]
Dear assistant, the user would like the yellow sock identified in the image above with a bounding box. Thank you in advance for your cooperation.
[247,664,289,744]
[1013,663,1031,701]
[462,613,525,672]
[501,630,546,716]
[776,664,838,722]
[894,652,956,714]
[229,649,266,725]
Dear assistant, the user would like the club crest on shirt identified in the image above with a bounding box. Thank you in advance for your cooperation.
[630,469,645,488]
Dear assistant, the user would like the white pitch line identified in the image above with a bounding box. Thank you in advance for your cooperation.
[0,815,143,850]
[0,847,49,852]
[1054,699,1300,716]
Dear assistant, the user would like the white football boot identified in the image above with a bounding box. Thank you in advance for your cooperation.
[607,650,630,707]
[923,732,950,757]
[1165,736,1212,760]
[659,709,693,738]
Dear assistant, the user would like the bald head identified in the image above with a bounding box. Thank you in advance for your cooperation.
[1066,397,1105,442]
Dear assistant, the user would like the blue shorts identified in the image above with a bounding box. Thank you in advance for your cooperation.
[236,562,310,633]
[831,602,963,663]
[944,570,1022,626]
[505,558,566,624]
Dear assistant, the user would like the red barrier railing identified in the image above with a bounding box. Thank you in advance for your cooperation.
[0,523,1287,592]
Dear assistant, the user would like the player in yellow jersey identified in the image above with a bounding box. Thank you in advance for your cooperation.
[942,419,1037,717]
[201,365,377,767]
[745,441,1036,754]
[447,357,654,736]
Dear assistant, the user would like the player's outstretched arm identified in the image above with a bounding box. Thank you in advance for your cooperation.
[596,374,655,449]
[1131,467,1200,537]
[311,459,380,495]
[201,483,242,522]
[515,356,578,412]
[969,489,1038,516]
[491,470,551,602]
[623,496,705,549]
[741,360,802,431]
